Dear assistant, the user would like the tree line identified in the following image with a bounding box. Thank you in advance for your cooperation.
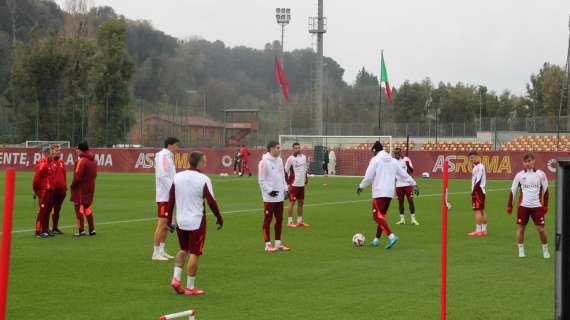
[0,0,566,145]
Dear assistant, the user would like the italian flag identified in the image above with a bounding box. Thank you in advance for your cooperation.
[380,50,393,104]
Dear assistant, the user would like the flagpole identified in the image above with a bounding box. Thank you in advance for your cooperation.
[378,82,383,133]
[378,50,383,134]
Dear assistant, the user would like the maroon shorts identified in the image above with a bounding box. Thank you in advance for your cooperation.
[517,206,545,226]
[396,186,414,200]
[372,197,392,221]
[471,190,485,210]
[157,202,169,218]
[177,217,206,255]
[288,186,305,201]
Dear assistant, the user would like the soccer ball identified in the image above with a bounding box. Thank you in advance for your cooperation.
[352,233,365,247]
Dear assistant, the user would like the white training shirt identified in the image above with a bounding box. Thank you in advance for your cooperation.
[285,154,308,187]
[471,162,486,194]
[510,169,548,208]
[395,157,414,187]
[155,148,176,202]
[172,170,217,231]
[258,153,288,203]
[359,150,416,199]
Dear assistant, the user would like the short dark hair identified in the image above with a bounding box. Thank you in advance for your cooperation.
[372,141,383,154]
[164,137,179,148]
[42,145,51,155]
[77,141,89,152]
[189,151,204,168]
[523,152,535,161]
[292,142,300,147]
[468,150,478,157]
[267,141,280,151]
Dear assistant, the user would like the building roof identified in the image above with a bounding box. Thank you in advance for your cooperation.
[145,115,224,128]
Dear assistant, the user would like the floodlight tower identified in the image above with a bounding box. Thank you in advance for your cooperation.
[309,0,327,135]
[558,14,570,150]
[275,8,291,66]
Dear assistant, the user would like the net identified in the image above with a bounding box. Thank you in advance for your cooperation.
[25,141,71,148]
[279,135,400,177]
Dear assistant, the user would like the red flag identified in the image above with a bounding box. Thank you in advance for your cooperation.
[274,57,289,102]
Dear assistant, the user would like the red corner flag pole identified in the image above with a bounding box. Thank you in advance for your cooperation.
[0,168,15,320]
[441,160,449,320]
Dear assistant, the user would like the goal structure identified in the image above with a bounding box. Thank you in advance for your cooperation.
[25,140,71,148]
[278,135,395,176]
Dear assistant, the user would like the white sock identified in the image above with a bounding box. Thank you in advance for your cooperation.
[159,243,166,254]
[388,233,396,240]
[518,243,524,250]
[173,267,182,281]
[288,217,293,224]
[411,214,416,220]
[275,240,281,248]
[374,237,380,242]
[153,246,159,256]
[476,224,482,232]
[265,241,271,248]
[298,216,303,223]
[542,244,548,252]
[187,276,195,289]
[481,224,487,232]
[400,214,405,221]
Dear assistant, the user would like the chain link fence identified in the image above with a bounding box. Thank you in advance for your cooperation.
[2,95,570,148]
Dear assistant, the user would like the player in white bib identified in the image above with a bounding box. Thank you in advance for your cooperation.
[507,153,550,259]
[393,147,419,225]
[168,152,224,295]
[285,142,310,228]
[357,142,419,249]
[468,150,488,237]
[152,137,179,261]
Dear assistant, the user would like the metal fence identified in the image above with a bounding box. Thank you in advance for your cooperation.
[2,97,570,147]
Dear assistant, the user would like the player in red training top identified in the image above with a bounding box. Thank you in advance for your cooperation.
[507,153,551,259]
[33,146,55,238]
[468,150,488,237]
[239,144,251,177]
[70,142,98,237]
[393,147,419,226]
[285,142,310,228]
[168,152,223,296]
[49,144,67,234]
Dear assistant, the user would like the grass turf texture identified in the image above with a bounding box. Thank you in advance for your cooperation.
[0,172,554,320]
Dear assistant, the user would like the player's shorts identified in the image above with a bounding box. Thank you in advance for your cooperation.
[264,202,284,217]
[372,197,392,220]
[157,202,169,218]
[177,217,206,255]
[517,206,545,226]
[471,190,486,211]
[396,186,414,200]
[288,186,305,201]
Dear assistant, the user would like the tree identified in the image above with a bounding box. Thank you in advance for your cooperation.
[393,79,432,122]
[526,62,565,117]
[354,67,378,87]
[89,18,134,145]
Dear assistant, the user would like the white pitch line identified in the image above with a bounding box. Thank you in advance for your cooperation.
[8,188,510,235]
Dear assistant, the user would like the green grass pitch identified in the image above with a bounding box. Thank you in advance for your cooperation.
[0,171,554,319]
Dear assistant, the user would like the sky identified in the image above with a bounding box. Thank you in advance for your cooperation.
[56,0,570,94]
